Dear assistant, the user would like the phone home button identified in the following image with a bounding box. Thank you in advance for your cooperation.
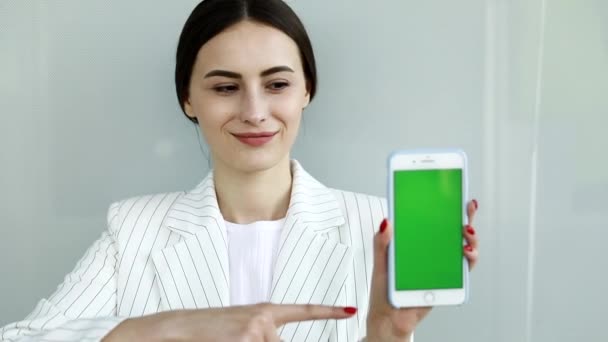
[424,292,435,304]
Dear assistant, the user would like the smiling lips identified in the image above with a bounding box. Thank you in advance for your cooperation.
[232,131,278,147]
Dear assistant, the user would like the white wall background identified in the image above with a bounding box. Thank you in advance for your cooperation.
[1,0,606,341]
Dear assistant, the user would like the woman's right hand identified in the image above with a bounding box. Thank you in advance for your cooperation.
[103,303,357,341]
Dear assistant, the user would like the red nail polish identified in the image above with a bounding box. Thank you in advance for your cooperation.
[343,307,357,314]
[465,245,473,252]
[472,199,478,210]
[380,219,388,233]
[466,226,475,235]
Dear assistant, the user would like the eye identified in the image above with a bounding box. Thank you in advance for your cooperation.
[267,81,289,92]
[213,84,239,94]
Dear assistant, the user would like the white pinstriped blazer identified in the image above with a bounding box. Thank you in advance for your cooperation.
[0,160,387,342]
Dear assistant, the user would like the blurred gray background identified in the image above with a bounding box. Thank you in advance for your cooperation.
[1,0,607,341]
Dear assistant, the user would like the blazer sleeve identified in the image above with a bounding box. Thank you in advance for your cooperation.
[0,202,127,342]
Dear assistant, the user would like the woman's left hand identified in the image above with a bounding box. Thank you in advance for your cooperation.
[366,199,480,341]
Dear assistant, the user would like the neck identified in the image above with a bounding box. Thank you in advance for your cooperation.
[213,157,292,224]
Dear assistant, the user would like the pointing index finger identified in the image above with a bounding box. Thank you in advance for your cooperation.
[271,304,355,326]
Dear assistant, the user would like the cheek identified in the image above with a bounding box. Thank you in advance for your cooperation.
[194,96,234,131]
[272,96,304,128]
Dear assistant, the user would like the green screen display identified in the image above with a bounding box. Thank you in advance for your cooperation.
[394,169,463,290]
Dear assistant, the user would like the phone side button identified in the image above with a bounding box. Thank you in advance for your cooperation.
[424,291,435,304]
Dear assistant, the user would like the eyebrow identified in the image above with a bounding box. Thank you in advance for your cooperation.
[203,66,294,79]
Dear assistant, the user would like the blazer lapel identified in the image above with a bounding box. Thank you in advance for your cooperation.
[271,161,353,341]
[150,160,353,341]
[151,174,230,310]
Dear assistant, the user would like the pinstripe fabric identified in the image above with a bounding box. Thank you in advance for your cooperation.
[0,160,386,342]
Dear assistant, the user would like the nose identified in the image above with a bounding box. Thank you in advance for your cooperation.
[238,88,268,125]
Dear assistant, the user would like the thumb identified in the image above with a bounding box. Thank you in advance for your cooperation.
[370,219,392,302]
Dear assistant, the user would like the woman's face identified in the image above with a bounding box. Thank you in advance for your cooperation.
[184,20,310,173]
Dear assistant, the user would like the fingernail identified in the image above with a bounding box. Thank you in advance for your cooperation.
[465,245,473,252]
[343,307,357,314]
[466,226,475,235]
[380,219,388,233]
[472,199,478,210]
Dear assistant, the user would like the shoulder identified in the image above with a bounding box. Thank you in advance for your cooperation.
[329,188,387,231]
[330,188,387,215]
[106,191,184,236]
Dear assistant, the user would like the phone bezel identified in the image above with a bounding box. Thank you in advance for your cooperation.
[387,149,469,308]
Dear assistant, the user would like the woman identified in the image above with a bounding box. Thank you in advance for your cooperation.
[0,0,479,341]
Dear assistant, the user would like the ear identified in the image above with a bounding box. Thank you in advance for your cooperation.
[303,81,311,109]
[184,96,197,120]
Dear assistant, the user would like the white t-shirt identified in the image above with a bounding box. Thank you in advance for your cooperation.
[225,218,285,306]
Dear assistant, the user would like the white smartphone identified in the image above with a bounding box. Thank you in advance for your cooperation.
[387,149,469,308]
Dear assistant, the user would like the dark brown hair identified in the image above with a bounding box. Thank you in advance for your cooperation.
[175,0,318,124]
